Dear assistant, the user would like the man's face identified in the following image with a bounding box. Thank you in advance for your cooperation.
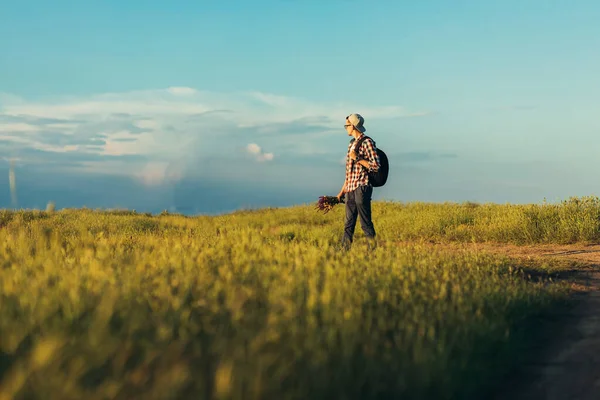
[344,119,353,135]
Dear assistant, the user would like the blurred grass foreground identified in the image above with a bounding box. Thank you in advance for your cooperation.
[1,196,599,399]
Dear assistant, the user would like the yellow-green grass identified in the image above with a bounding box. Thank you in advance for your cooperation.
[0,197,591,399]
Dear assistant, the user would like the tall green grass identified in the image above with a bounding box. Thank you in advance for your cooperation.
[2,196,600,245]
[0,197,590,399]
[368,196,600,245]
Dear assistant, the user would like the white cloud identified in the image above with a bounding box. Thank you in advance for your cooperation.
[247,143,261,154]
[0,134,33,145]
[103,139,140,156]
[32,143,80,153]
[0,122,40,132]
[246,143,274,162]
[258,152,274,162]
[166,86,198,96]
[0,87,429,184]
[133,119,159,130]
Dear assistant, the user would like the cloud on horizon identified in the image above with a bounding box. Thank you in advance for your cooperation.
[0,87,429,189]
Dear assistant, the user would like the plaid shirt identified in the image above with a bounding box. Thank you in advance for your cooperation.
[344,134,380,192]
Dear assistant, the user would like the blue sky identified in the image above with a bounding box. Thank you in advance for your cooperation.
[1,0,600,214]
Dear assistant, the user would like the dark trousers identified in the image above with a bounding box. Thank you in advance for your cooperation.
[342,184,376,247]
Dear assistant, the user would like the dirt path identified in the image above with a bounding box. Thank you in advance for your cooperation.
[437,242,600,400]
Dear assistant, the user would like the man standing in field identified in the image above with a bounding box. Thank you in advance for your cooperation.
[337,113,381,249]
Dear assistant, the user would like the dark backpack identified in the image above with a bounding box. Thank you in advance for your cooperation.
[353,135,389,187]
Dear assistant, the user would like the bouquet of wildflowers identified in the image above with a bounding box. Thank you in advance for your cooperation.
[315,195,344,214]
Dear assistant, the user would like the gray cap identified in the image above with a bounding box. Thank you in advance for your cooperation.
[347,113,366,132]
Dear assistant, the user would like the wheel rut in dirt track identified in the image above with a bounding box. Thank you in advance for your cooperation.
[435,242,600,400]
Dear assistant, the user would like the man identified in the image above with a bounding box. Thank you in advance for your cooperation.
[337,113,380,249]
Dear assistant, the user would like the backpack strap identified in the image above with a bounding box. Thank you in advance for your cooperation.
[353,135,371,160]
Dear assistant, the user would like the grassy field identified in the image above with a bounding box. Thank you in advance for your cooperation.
[0,196,598,399]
